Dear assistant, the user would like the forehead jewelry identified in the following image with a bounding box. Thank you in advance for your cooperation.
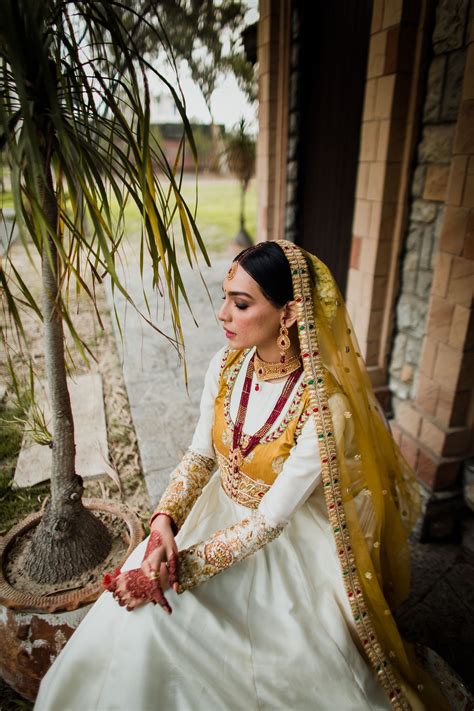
[227,261,238,280]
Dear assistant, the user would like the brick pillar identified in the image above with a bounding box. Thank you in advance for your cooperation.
[346,0,426,407]
[256,0,291,243]
[397,27,474,510]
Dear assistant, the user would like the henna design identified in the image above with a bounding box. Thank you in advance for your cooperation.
[144,530,163,558]
[149,511,178,533]
[148,581,172,613]
[124,569,156,599]
[104,565,173,614]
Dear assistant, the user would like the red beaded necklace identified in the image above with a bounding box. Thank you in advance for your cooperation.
[228,353,302,474]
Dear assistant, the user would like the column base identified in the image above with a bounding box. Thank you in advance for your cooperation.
[417,485,465,543]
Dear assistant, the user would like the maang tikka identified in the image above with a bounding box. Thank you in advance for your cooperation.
[227,262,238,280]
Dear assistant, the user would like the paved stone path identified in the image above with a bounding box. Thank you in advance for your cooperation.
[396,535,474,691]
[107,252,230,505]
[107,248,474,695]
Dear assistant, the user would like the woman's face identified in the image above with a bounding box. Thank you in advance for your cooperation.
[218,263,286,353]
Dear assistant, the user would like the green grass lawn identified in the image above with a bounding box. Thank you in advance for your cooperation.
[119,176,257,255]
[2,176,257,256]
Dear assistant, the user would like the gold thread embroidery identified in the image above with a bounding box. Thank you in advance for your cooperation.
[218,450,271,508]
[178,512,282,591]
[154,450,215,530]
[204,540,233,568]
[272,455,286,475]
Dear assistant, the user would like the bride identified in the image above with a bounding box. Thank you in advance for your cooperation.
[35,241,456,710]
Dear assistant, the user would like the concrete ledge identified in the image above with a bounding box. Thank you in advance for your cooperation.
[14,373,115,488]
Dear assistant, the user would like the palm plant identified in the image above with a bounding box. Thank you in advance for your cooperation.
[224,118,255,246]
[0,0,208,584]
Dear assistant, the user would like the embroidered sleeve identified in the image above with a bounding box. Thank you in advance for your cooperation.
[154,450,215,531]
[178,511,283,592]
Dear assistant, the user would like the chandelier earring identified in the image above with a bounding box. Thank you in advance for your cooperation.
[277,322,291,364]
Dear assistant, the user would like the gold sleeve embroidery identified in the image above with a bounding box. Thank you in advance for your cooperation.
[154,450,215,531]
[178,512,283,592]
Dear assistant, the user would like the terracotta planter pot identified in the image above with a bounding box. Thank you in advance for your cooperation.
[0,498,144,701]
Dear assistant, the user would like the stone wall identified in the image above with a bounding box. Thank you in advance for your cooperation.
[389,0,472,406]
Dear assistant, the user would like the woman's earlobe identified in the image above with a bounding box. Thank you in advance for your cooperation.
[285,301,298,328]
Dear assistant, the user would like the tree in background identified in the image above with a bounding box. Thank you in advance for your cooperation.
[0,0,208,585]
[126,0,257,122]
[224,118,256,246]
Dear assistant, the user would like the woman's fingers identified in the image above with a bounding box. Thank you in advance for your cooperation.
[111,567,172,615]
[141,547,164,579]
[102,566,121,593]
[150,583,172,614]
[167,551,179,590]
[142,537,179,585]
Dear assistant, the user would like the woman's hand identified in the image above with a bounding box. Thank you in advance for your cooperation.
[103,515,179,614]
[141,515,180,594]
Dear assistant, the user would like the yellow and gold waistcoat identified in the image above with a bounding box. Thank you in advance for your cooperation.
[212,348,341,509]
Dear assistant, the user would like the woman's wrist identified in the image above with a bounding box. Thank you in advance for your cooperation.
[149,511,178,535]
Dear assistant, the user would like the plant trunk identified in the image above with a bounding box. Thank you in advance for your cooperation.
[24,146,111,585]
[239,180,246,231]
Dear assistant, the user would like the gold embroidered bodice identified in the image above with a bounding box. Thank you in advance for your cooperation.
[212,349,341,509]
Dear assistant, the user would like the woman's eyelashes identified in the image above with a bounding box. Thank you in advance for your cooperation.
[221,296,249,310]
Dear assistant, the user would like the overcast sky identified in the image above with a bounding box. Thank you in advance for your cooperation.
[149,2,258,133]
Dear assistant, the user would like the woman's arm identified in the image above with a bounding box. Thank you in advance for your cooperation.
[177,415,322,592]
[151,450,215,533]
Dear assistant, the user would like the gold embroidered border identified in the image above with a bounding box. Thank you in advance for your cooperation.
[295,407,311,440]
[217,450,271,509]
[277,240,409,711]
[219,346,230,380]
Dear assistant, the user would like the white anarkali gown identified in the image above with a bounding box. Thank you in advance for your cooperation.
[35,347,391,711]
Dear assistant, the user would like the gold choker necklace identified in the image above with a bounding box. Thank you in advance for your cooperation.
[254,351,302,382]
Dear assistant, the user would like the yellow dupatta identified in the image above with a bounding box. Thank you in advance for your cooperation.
[276,240,449,711]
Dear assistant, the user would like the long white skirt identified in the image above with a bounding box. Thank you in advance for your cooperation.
[35,473,390,711]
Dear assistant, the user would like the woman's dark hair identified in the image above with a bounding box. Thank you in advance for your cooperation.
[234,242,294,308]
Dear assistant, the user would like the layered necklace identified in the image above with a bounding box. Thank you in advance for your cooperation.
[254,350,302,384]
[228,353,303,474]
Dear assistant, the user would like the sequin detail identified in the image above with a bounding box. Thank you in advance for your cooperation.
[204,540,233,568]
